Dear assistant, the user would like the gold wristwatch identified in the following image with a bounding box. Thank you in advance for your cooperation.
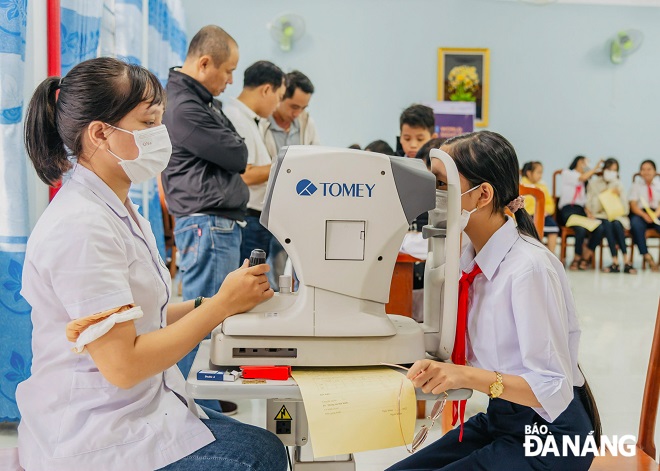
[489,372,504,399]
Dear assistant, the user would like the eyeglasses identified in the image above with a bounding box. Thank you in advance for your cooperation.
[381,362,449,454]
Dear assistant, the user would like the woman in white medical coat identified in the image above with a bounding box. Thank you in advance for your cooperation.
[17,57,287,471]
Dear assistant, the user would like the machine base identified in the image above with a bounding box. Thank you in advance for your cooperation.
[211,315,425,367]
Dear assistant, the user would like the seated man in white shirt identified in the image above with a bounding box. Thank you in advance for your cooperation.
[224,61,286,272]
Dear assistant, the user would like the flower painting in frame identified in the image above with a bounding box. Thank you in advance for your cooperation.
[437,48,490,127]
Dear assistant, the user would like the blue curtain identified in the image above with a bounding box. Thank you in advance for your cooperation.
[0,0,30,422]
[145,0,187,261]
[60,0,103,75]
[148,0,187,84]
[100,0,187,261]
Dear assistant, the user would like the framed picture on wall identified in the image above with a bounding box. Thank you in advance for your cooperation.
[437,48,490,127]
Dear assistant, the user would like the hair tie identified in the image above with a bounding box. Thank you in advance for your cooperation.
[507,195,525,213]
[57,77,63,89]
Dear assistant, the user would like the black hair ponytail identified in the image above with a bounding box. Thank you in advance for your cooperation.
[512,206,541,241]
[24,57,165,187]
[24,77,69,185]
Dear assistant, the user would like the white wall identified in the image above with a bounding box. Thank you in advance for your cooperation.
[185,0,660,185]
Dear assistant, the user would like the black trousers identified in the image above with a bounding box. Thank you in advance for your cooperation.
[599,219,627,257]
[386,387,594,471]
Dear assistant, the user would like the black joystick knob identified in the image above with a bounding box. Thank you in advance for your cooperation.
[249,249,267,267]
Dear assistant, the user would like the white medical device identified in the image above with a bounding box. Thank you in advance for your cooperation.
[210,145,462,367]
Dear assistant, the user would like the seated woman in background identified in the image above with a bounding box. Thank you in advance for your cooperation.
[585,158,635,274]
[558,155,605,271]
[629,159,660,272]
[521,161,558,254]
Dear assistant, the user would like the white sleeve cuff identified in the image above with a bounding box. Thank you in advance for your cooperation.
[521,371,574,422]
[72,306,143,353]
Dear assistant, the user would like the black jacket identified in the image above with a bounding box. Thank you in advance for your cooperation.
[162,68,249,220]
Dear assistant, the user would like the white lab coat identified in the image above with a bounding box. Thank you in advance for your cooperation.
[17,164,213,471]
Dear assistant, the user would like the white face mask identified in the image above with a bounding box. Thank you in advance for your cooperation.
[106,124,172,184]
[603,170,618,182]
[459,185,481,231]
[429,189,448,226]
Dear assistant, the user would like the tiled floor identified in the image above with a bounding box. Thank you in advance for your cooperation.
[2,252,659,470]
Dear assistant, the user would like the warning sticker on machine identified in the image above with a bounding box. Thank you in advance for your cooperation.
[274,405,292,421]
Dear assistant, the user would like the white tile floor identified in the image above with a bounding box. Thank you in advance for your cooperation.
[2,252,659,470]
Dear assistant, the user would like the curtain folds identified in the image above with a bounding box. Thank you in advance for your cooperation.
[0,0,30,422]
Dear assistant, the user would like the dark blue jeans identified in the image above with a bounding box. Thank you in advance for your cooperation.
[386,388,594,471]
[630,213,660,255]
[159,407,287,471]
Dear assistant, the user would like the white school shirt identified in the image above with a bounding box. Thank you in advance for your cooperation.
[17,164,213,471]
[558,169,586,209]
[628,175,660,209]
[461,218,584,423]
[223,97,272,212]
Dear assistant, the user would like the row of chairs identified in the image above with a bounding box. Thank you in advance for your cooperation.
[546,170,660,269]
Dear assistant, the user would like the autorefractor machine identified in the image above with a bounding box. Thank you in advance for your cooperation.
[188,146,471,469]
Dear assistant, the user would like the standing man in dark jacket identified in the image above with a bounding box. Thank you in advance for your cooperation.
[162,25,247,414]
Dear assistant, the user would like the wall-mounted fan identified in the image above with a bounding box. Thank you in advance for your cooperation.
[268,13,305,52]
[609,29,643,64]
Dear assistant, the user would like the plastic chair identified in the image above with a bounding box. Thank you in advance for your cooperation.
[628,172,660,270]
[519,184,545,237]
[590,299,660,470]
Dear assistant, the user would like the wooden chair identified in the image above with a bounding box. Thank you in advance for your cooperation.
[628,172,660,270]
[590,299,660,470]
[157,175,178,281]
[552,170,596,268]
[519,184,545,237]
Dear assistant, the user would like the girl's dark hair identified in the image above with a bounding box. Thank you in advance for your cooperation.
[569,155,586,171]
[603,157,619,171]
[521,161,542,179]
[443,131,540,241]
[641,159,656,171]
[578,365,602,447]
[25,57,165,186]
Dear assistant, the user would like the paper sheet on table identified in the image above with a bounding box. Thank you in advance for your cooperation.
[598,190,626,221]
[640,197,660,225]
[565,214,602,232]
[291,367,416,458]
